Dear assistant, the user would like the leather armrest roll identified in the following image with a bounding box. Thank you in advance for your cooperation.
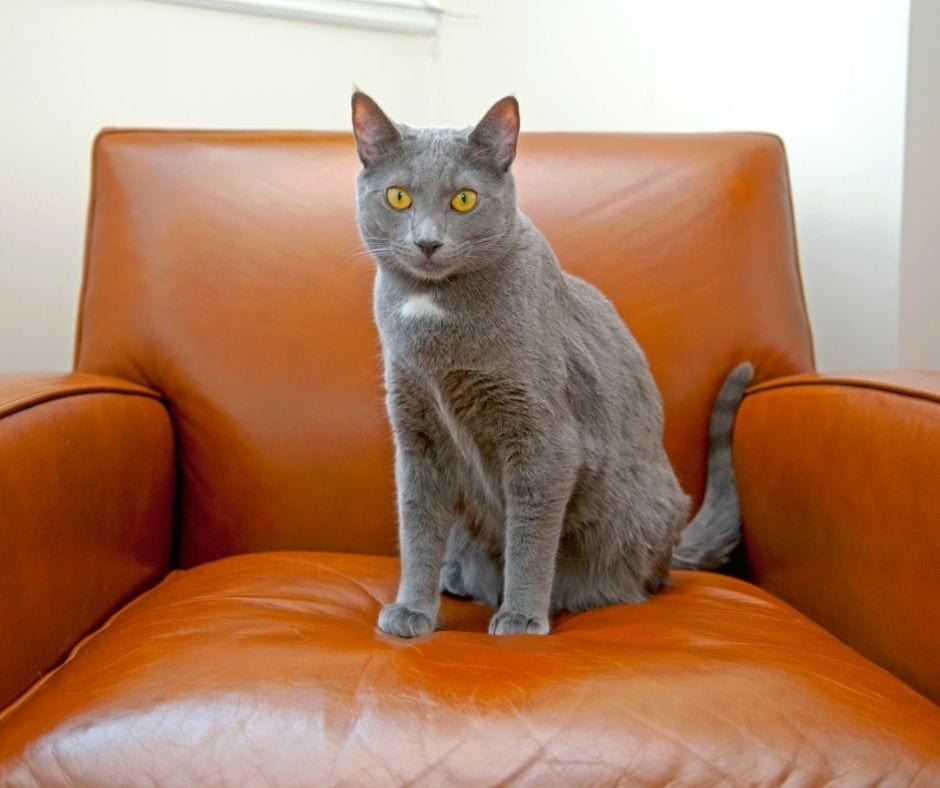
[734,370,940,704]
[0,373,175,708]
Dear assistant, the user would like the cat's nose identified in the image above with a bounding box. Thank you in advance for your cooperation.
[415,240,443,258]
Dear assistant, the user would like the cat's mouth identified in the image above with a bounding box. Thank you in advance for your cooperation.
[405,256,459,282]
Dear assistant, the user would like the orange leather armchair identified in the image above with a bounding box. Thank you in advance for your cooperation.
[1,131,938,784]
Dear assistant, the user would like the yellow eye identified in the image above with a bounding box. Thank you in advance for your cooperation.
[450,189,477,212]
[386,187,413,210]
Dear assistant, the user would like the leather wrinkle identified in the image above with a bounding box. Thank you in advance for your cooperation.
[3,553,938,784]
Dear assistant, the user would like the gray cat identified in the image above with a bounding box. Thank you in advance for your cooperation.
[352,92,753,637]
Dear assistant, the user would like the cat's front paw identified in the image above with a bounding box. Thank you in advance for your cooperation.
[378,603,436,638]
[488,609,550,636]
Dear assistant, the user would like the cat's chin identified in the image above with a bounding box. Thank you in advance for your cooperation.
[401,260,461,282]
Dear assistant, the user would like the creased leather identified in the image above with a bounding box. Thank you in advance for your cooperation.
[735,371,940,705]
[74,131,815,566]
[1,553,937,785]
[0,373,175,708]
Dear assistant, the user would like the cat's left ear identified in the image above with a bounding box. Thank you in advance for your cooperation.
[469,96,519,172]
[352,91,401,167]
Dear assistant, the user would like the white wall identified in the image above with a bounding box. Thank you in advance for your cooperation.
[0,0,433,373]
[0,0,920,373]
[899,0,940,368]
[433,0,911,371]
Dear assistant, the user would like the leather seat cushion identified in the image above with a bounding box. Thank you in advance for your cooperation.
[1,552,938,785]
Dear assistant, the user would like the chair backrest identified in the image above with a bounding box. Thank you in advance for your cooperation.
[76,130,814,566]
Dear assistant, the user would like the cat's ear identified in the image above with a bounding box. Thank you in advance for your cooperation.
[352,91,401,167]
[469,96,520,172]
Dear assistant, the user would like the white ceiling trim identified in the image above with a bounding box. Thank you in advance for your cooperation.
[148,0,442,34]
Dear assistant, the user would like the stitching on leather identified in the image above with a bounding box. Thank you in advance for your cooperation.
[0,385,164,421]
[745,377,940,407]
[72,131,103,370]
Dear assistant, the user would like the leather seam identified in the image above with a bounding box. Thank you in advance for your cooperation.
[745,378,940,407]
[71,130,103,370]
[772,134,818,372]
[0,386,165,421]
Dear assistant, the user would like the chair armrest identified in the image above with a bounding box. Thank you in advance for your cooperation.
[734,370,940,704]
[0,373,175,709]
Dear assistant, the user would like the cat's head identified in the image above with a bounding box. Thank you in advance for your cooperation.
[352,92,520,282]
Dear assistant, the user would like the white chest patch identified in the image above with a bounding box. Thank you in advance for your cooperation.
[400,293,446,320]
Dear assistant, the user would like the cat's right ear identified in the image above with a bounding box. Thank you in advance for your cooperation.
[352,92,401,168]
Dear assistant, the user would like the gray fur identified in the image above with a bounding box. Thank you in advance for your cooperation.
[352,92,751,638]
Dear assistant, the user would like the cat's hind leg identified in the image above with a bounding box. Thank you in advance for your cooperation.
[440,517,502,609]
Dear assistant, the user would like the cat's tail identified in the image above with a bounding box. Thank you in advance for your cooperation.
[671,361,755,570]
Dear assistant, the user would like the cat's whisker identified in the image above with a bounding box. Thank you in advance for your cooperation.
[338,243,400,267]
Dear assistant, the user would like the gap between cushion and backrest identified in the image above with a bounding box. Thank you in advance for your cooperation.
[74,130,815,567]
